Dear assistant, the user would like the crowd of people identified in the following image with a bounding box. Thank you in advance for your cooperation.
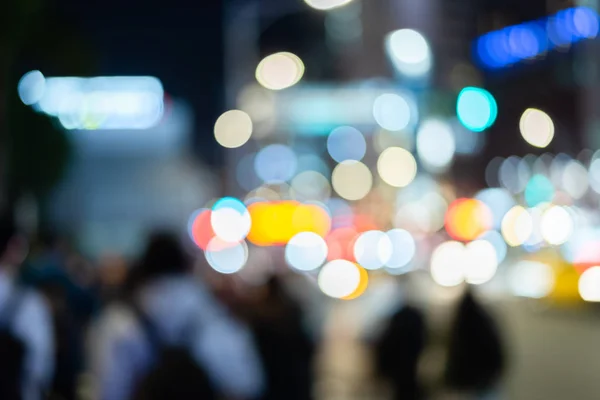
[0,214,506,400]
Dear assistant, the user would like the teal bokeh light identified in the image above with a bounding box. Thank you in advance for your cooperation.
[456,87,498,132]
[524,175,555,207]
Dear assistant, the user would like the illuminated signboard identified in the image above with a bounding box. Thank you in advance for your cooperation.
[19,72,164,130]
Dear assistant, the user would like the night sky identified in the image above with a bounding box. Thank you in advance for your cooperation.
[51,0,225,165]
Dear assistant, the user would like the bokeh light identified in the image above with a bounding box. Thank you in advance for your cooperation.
[237,84,276,136]
[353,230,393,270]
[256,52,305,90]
[524,174,555,207]
[205,239,249,274]
[236,153,262,192]
[524,207,544,249]
[304,0,354,10]
[589,156,600,192]
[285,232,329,271]
[475,7,599,69]
[297,153,330,176]
[475,188,516,229]
[214,110,253,148]
[386,229,416,269]
[430,241,466,287]
[254,144,298,184]
[579,266,600,302]
[332,160,373,201]
[386,29,432,77]
[291,171,331,202]
[189,209,215,251]
[509,261,555,298]
[499,156,530,193]
[373,128,413,154]
[327,126,366,162]
[445,198,493,242]
[456,87,498,132]
[327,198,354,229]
[540,206,573,245]
[562,160,589,199]
[318,259,362,299]
[18,70,46,106]
[247,201,331,246]
[463,240,498,285]
[372,93,413,131]
[33,76,164,130]
[478,230,508,264]
[501,205,533,247]
[211,197,251,243]
[520,108,555,148]
[326,227,359,261]
[417,119,456,173]
[377,147,417,188]
[342,266,369,300]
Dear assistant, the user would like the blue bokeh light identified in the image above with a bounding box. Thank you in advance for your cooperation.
[475,6,599,70]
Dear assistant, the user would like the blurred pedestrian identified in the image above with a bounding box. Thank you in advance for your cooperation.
[444,289,505,399]
[20,232,97,400]
[374,304,427,400]
[0,214,54,400]
[90,232,264,400]
[248,275,315,400]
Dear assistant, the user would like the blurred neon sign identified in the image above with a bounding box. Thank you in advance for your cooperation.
[20,73,164,130]
[475,6,600,69]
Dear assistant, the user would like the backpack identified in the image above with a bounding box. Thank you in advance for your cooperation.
[129,302,217,400]
[0,288,26,400]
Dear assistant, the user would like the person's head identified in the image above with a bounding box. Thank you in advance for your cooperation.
[0,213,27,269]
[127,232,188,291]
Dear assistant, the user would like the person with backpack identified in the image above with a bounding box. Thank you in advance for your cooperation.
[0,215,55,400]
[90,232,264,400]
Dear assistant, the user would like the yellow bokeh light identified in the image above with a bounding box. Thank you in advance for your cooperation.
[377,147,417,188]
[214,110,253,148]
[332,160,373,201]
[247,201,331,246]
[256,52,305,91]
[519,108,554,148]
[501,205,533,247]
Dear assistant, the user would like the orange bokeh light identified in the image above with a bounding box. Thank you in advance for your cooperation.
[343,265,369,300]
[325,214,379,262]
[445,198,492,242]
[326,227,359,262]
